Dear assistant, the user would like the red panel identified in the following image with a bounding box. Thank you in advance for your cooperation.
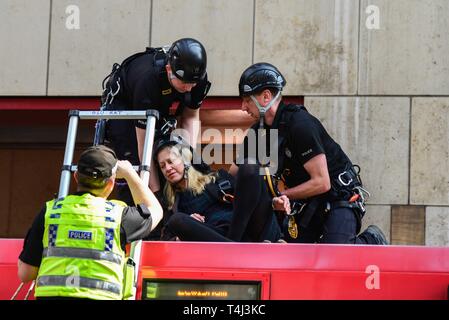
[2,239,447,300]
[0,96,303,111]
[138,242,449,300]
[0,239,36,300]
[0,97,100,110]
[139,242,449,273]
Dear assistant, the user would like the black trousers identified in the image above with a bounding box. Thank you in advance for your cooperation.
[163,164,281,242]
[104,118,139,206]
[284,205,376,244]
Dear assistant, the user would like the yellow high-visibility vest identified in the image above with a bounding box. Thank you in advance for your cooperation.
[35,193,128,300]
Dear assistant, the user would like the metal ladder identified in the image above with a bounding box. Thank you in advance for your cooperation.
[59,109,159,300]
[12,109,159,300]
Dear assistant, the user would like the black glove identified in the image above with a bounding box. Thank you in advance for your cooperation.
[189,75,211,108]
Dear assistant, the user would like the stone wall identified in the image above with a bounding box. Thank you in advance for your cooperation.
[1,0,448,245]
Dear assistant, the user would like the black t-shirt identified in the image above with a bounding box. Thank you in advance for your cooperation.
[19,192,154,267]
[115,50,210,129]
[237,101,352,189]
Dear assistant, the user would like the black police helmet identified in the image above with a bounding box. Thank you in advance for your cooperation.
[153,134,210,174]
[168,38,207,83]
[238,62,286,96]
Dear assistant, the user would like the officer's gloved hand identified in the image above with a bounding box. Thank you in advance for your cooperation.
[190,76,211,107]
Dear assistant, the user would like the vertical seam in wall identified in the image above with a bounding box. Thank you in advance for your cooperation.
[356,0,361,95]
[6,152,14,236]
[149,0,153,46]
[251,0,256,63]
[422,205,426,245]
[408,97,412,205]
[45,0,53,95]
[389,205,393,244]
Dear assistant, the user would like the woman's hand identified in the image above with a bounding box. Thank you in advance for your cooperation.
[272,195,291,214]
[190,213,205,223]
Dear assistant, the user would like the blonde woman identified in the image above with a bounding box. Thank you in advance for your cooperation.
[155,136,289,242]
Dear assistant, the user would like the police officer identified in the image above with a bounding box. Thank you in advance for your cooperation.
[17,145,163,299]
[101,38,211,200]
[229,62,388,245]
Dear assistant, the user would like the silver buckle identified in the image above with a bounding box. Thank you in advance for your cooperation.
[338,171,353,186]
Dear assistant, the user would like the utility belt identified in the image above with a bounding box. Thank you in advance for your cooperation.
[264,164,370,239]
[328,164,370,234]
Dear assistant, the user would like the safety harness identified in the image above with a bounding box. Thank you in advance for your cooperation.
[264,104,370,238]
[205,169,235,204]
[95,46,176,145]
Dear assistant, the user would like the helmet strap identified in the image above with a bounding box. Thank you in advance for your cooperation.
[250,90,281,128]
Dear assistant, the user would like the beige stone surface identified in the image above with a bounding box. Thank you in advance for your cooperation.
[48,0,151,95]
[304,97,409,204]
[0,0,50,95]
[151,0,253,96]
[254,0,359,95]
[359,0,449,94]
[425,207,449,246]
[362,205,391,243]
[411,98,449,205]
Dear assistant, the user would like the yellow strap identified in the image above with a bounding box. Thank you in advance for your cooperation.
[264,167,279,197]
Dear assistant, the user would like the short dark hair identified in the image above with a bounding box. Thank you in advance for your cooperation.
[253,87,280,97]
[77,172,110,190]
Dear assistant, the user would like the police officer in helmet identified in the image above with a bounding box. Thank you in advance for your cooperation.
[229,62,388,245]
[100,38,211,203]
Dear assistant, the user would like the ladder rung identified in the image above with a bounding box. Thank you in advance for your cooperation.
[77,110,152,120]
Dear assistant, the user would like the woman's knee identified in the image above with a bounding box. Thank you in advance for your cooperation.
[236,164,260,183]
[166,212,190,230]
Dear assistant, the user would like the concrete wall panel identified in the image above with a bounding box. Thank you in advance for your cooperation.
[254,0,359,95]
[151,0,253,96]
[411,98,449,205]
[48,0,151,95]
[425,207,449,246]
[359,0,449,94]
[0,0,50,95]
[304,97,409,204]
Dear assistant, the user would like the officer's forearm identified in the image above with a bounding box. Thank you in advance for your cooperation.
[282,177,331,200]
[17,259,38,283]
[180,108,200,146]
[125,171,163,229]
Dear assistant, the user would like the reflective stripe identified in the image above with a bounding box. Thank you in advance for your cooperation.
[43,247,122,265]
[37,275,121,295]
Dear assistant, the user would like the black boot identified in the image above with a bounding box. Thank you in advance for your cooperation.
[360,225,389,245]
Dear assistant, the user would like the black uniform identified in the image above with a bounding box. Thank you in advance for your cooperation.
[238,101,378,244]
[104,48,211,166]
[19,192,155,267]
[101,48,210,222]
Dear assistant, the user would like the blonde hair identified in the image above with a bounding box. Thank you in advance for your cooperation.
[161,145,215,209]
